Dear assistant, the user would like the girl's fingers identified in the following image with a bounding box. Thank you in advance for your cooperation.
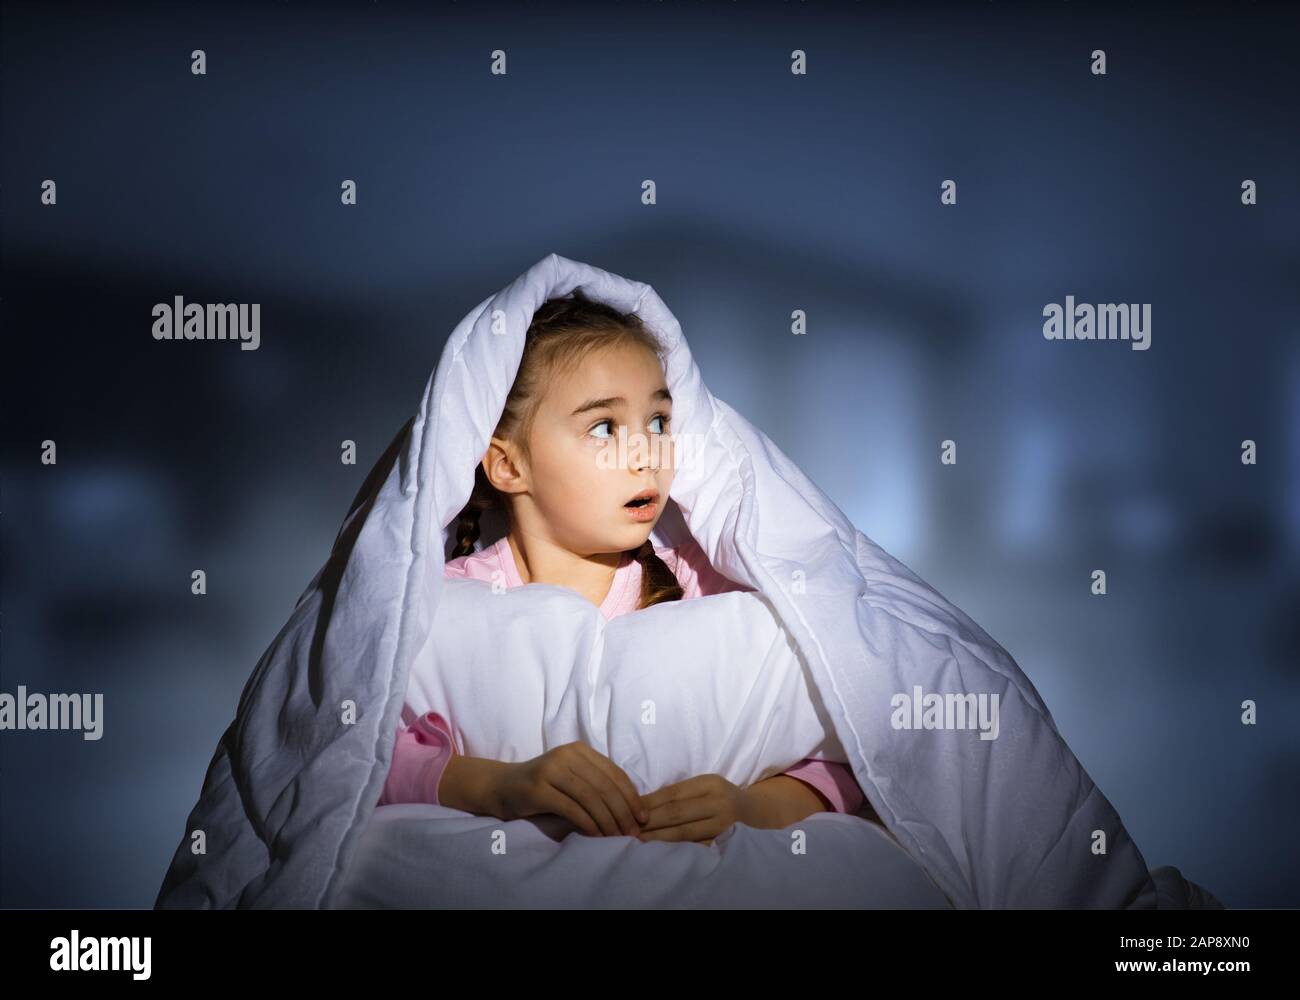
[537,788,602,837]
[549,765,621,836]
[640,775,711,813]
[639,817,723,844]
[638,793,717,833]
[572,743,648,824]
[566,757,641,836]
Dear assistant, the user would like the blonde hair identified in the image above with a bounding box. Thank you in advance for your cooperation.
[452,289,684,609]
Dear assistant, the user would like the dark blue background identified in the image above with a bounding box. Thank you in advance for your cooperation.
[2,0,1296,908]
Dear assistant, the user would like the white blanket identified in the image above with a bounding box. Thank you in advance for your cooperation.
[405,580,846,794]
[155,252,1221,909]
[334,805,952,909]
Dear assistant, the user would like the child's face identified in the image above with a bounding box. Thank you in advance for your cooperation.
[505,341,676,556]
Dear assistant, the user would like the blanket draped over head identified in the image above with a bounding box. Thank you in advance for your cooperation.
[156,252,1204,910]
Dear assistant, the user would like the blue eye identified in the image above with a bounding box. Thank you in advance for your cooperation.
[589,419,614,440]
[649,413,669,434]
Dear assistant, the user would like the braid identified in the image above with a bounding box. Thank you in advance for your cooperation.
[450,464,500,560]
[452,509,482,560]
[633,540,684,609]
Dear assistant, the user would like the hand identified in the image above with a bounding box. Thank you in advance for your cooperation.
[636,774,760,846]
[492,742,649,837]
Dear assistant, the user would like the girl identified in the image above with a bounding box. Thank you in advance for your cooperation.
[378,291,868,845]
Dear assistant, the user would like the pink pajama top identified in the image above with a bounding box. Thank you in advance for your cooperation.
[377,535,865,816]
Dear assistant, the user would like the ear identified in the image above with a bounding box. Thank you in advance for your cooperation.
[482,436,528,495]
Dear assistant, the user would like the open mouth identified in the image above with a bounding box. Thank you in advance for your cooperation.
[623,490,659,519]
[624,489,659,508]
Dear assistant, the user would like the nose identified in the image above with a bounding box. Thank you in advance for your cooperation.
[629,431,654,473]
[633,438,664,473]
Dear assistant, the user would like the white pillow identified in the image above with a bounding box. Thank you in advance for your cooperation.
[404,578,846,795]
